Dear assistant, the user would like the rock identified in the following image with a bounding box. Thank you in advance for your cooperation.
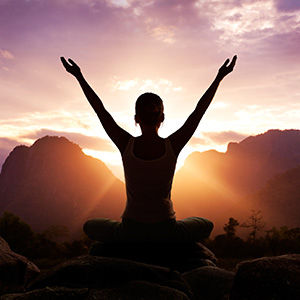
[0,282,189,300]
[27,255,193,299]
[0,287,89,300]
[183,266,235,300]
[231,254,300,300]
[89,242,217,273]
[0,237,40,296]
[3,250,300,300]
[87,281,190,300]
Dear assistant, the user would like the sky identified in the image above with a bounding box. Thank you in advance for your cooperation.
[0,0,299,180]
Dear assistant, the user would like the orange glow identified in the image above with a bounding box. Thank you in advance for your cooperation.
[0,0,299,186]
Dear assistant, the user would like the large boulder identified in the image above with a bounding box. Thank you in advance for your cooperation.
[0,236,40,295]
[89,241,217,273]
[3,250,300,300]
[1,283,189,300]
[231,254,300,300]
[1,287,89,300]
[27,255,193,299]
[183,266,235,300]
[0,255,235,300]
[86,281,189,300]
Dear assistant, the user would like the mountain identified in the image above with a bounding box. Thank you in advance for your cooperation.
[248,166,300,228]
[0,136,126,238]
[1,130,299,239]
[172,129,300,233]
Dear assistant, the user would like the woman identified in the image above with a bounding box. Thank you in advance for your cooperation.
[61,55,237,242]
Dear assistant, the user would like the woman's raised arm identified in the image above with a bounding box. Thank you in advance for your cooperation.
[169,55,237,157]
[60,57,131,154]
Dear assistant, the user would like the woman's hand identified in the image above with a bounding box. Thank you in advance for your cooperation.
[217,55,237,79]
[60,57,82,77]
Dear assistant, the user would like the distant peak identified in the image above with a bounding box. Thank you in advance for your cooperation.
[31,136,82,151]
[226,129,300,157]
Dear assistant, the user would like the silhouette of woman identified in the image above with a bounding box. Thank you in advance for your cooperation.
[61,55,237,242]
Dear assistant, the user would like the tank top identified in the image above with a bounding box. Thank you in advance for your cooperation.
[121,137,177,223]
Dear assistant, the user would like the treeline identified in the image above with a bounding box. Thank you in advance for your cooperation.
[207,211,300,261]
[1,211,300,270]
[0,211,92,269]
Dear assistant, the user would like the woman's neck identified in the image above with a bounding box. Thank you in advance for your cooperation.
[139,123,160,137]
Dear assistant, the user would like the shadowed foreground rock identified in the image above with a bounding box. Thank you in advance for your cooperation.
[27,255,191,295]
[231,254,300,300]
[183,266,235,300]
[26,255,192,300]
[0,237,39,296]
[89,241,217,273]
[0,254,234,300]
[2,236,300,299]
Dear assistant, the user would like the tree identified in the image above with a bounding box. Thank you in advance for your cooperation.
[241,210,266,242]
[223,217,239,238]
[43,225,69,242]
[0,211,35,254]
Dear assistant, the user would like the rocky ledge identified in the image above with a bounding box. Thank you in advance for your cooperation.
[0,236,300,299]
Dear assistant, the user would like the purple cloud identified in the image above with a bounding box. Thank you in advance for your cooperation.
[189,131,248,148]
[24,129,115,152]
[203,131,248,144]
[0,137,24,171]
[0,0,121,52]
[189,137,212,147]
[275,0,300,12]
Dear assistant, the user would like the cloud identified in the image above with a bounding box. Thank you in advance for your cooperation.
[0,137,23,171]
[0,0,299,164]
[110,77,182,93]
[106,0,133,8]
[24,129,116,152]
[203,131,248,144]
[112,78,138,90]
[189,136,212,147]
[1,0,298,55]
[193,0,300,58]
[209,1,275,44]
[148,25,177,44]
[190,131,248,148]
[0,137,20,148]
[0,0,117,48]
[274,0,300,12]
[0,49,14,60]
[262,30,300,60]
[0,131,117,172]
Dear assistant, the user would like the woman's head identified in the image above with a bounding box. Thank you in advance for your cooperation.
[135,92,164,126]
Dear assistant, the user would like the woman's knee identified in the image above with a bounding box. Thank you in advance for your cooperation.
[178,217,214,240]
[204,219,214,232]
[83,219,97,239]
[83,220,91,235]
[206,219,214,234]
[82,218,122,241]
[197,217,214,237]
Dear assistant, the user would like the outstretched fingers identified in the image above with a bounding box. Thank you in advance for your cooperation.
[60,57,74,73]
[60,56,70,68]
[218,55,237,78]
[60,57,81,76]
[222,58,230,67]
[229,55,237,69]
[68,58,78,67]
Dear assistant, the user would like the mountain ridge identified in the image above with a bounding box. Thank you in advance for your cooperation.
[0,129,299,238]
[173,129,300,233]
[0,136,126,238]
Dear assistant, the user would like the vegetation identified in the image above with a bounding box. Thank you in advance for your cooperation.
[206,211,300,270]
[0,211,92,269]
[1,211,300,271]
